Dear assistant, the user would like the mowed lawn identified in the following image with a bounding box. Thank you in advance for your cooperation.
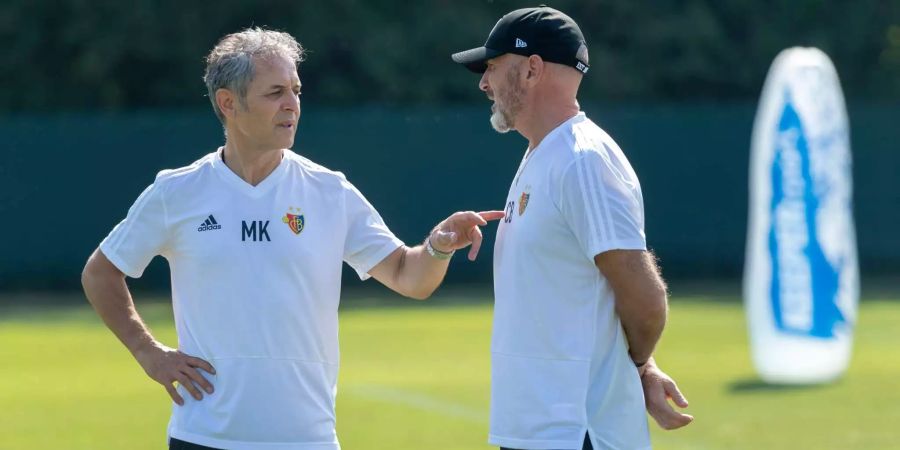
[1,291,899,450]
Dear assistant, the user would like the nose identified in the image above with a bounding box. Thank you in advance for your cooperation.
[284,92,300,113]
[479,72,489,93]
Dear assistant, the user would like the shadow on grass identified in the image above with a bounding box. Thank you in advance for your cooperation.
[728,377,837,394]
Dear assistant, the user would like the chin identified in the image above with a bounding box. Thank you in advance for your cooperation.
[273,134,295,150]
[490,112,513,133]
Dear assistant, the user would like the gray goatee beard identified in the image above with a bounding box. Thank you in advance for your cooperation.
[490,107,514,133]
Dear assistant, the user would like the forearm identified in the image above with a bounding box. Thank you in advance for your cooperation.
[616,293,667,364]
[596,250,669,365]
[370,210,503,299]
[81,252,157,356]
[391,243,451,300]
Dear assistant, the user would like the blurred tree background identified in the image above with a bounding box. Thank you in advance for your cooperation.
[2,0,898,112]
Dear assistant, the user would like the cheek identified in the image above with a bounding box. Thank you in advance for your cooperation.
[493,82,508,102]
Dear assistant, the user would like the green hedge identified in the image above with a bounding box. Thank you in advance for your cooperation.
[1,103,897,289]
[2,0,898,111]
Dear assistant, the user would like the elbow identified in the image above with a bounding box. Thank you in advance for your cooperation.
[406,286,436,301]
[81,254,101,302]
[81,256,96,291]
[645,289,669,328]
[391,247,438,300]
[644,307,667,333]
[81,249,122,302]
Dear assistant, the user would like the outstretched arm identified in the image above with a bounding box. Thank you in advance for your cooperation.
[369,210,504,299]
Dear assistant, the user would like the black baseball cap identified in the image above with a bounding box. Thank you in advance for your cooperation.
[451,6,589,74]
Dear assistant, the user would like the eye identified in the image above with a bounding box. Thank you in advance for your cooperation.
[267,91,281,98]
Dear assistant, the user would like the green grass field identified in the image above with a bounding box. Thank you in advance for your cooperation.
[2,290,899,450]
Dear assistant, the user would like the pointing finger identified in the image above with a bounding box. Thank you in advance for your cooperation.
[465,211,488,226]
[478,210,506,222]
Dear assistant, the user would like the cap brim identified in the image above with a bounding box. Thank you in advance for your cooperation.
[451,47,505,73]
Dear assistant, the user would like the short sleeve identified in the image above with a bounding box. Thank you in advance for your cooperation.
[557,149,646,261]
[341,179,404,280]
[99,181,170,278]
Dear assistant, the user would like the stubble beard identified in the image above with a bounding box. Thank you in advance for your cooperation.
[489,66,525,134]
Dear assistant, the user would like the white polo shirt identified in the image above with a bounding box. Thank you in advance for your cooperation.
[491,113,651,450]
[100,149,403,450]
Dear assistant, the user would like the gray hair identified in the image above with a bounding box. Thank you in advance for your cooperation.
[203,27,306,124]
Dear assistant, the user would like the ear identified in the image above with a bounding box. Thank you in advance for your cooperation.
[215,88,237,120]
[525,55,544,84]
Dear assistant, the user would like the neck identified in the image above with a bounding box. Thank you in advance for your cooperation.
[222,138,284,186]
[517,98,580,153]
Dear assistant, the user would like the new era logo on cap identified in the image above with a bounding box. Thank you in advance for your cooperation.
[515,38,527,48]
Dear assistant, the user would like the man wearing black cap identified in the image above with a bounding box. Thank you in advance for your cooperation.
[453,7,693,450]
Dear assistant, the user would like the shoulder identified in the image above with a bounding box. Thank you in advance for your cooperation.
[149,151,218,193]
[156,152,216,184]
[550,117,640,190]
[283,150,357,191]
[570,117,633,169]
[284,151,344,178]
[542,116,614,177]
[568,116,621,161]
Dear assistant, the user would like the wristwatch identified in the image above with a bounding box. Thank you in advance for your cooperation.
[425,237,454,260]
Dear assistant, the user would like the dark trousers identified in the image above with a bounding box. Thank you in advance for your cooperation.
[169,437,223,450]
[501,432,593,450]
[170,433,592,450]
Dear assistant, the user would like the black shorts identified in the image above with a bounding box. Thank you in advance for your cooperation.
[501,432,593,450]
[168,437,223,450]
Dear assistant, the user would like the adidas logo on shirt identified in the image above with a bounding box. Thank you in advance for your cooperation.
[197,215,221,232]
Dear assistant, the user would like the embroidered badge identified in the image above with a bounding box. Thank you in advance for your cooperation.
[281,207,305,235]
[518,188,531,216]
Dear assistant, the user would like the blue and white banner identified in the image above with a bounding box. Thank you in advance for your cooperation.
[744,48,859,384]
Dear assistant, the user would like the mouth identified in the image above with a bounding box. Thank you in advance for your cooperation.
[277,121,296,130]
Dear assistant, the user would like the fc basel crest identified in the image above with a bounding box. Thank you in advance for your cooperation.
[282,207,305,235]
[518,188,531,216]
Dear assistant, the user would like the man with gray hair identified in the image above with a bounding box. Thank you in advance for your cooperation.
[81,27,503,449]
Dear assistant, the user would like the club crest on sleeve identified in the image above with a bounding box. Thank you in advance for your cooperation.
[518,188,531,216]
[282,207,305,235]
